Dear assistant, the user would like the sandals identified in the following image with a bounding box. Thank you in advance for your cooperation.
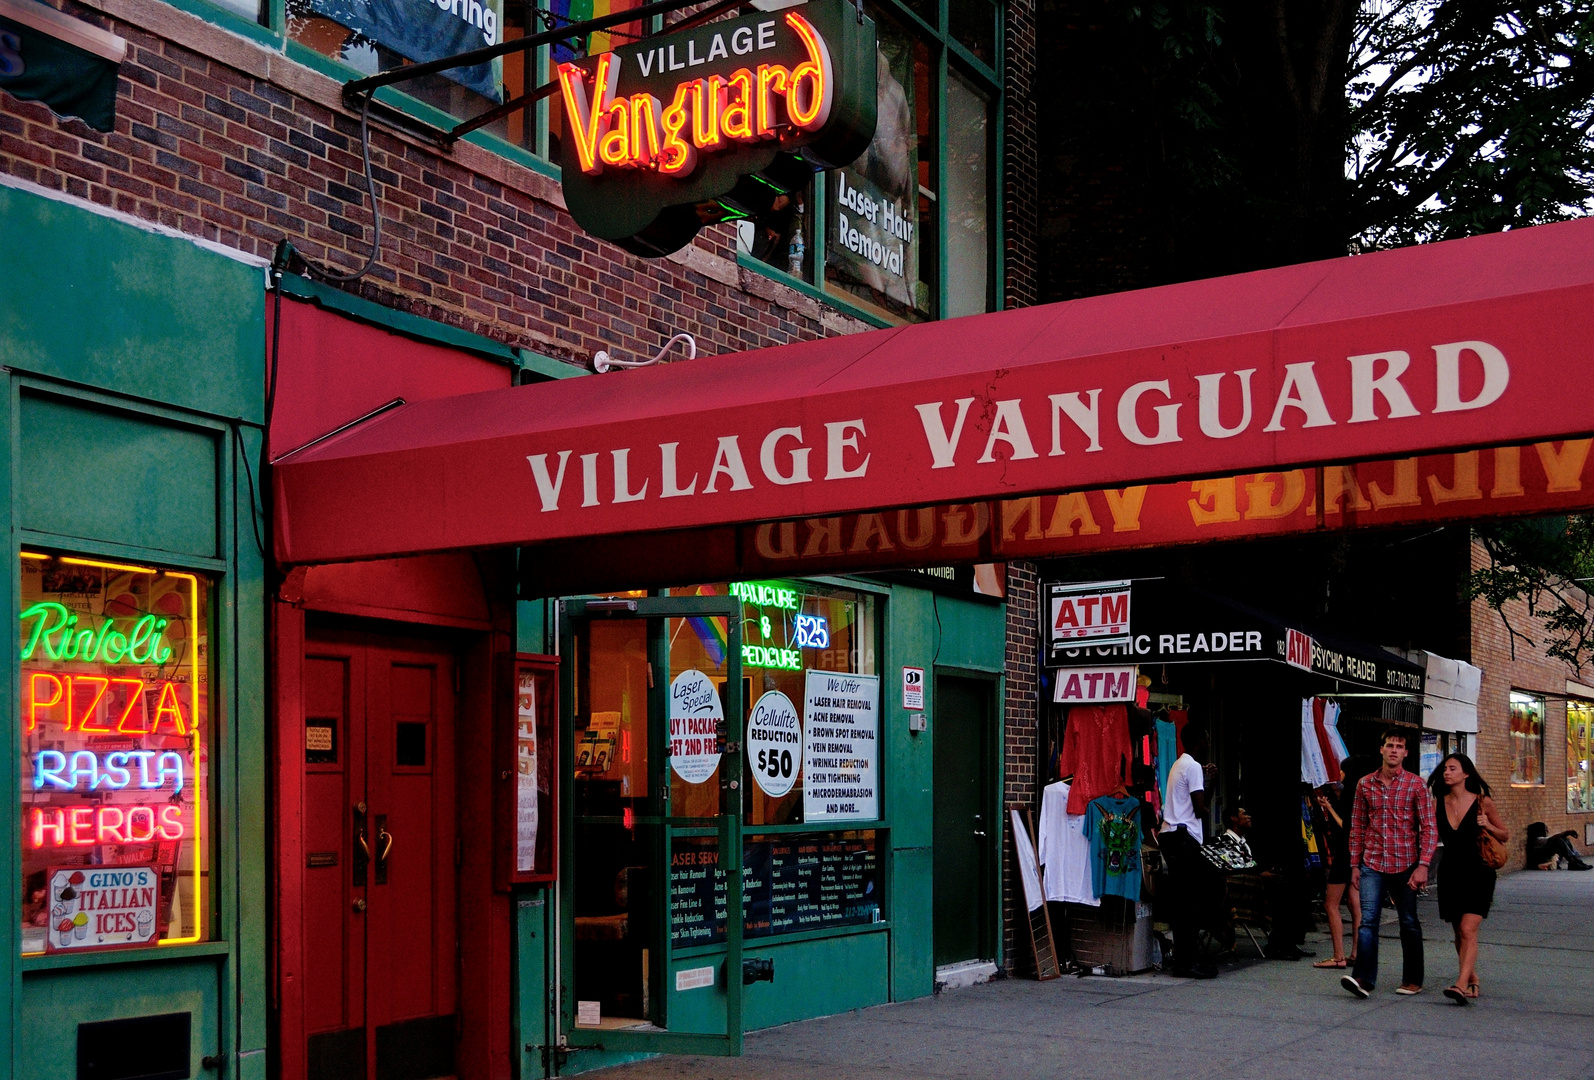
[1312,958,1347,969]
[1443,984,1478,1005]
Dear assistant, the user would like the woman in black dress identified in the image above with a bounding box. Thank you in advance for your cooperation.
[1429,753,1509,1004]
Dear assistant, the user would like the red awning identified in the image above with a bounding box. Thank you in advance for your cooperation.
[274,219,1594,565]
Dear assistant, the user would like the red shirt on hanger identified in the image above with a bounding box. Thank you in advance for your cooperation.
[1057,704,1132,814]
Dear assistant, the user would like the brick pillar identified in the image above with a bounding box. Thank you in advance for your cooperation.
[1002,0,1039,309]
[1001,560,1040,969]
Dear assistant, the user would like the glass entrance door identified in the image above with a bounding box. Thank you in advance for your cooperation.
[560,596,743,1056]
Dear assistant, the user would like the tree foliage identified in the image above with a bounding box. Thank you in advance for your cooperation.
[1471,516,1594,674]
[1348,0,1594,248]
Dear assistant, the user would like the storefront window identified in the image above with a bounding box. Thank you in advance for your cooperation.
[825,6,936,320]
[19,552,210,956]
[1569,699,1594,812]
[1510,691,1545,786]
[943,69,990,318]
[668,581,879,827]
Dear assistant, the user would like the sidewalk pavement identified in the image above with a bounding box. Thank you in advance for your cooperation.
[593,869,1594,1079]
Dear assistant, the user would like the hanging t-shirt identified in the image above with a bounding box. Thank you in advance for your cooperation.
[1155,718,1178,803]
[1160,753,1205,843]
[1300,700,1331,788]
[1057,703,1132,814]
[1315,698,1348,778]
[1084,795,1144,902]
[1037,780,1099,906]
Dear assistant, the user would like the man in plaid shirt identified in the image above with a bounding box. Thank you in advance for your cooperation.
[1342,728,1438,998]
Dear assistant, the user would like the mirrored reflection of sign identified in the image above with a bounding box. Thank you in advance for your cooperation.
[45,865,158,951]
[802,670,878,822]
[19,553,208,956]
[747,690,801,798]
[668,669,723,784]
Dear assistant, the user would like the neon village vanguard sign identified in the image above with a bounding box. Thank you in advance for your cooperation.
[556,0,876,256]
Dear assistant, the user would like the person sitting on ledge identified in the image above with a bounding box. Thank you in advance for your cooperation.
[1526,822,1592,870]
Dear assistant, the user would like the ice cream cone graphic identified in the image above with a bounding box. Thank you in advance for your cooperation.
[57,919,74,947]
[73,912,88,940]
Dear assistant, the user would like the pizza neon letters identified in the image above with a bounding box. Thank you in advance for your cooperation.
[558,11,833,177]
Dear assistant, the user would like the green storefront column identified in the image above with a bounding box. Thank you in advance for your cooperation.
[1,179,266,1080]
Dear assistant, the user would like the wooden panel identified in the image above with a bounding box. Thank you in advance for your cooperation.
[302,652,358,1035]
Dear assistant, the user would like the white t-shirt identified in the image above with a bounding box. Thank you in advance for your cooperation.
[1160,754,1206,843]
[1037,780,1100,906]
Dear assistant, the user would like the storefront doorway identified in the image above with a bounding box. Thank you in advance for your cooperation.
[560,596,746,1056]
[933,674,996,968]
[299,625,460,1080]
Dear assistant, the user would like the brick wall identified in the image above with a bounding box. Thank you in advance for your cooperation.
[1000,560,1039,969]
[1001,0,1037,308]
[1,0,886,370]
[1469,538,1594,869]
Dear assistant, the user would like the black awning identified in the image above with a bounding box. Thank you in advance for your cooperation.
[1046,579,1425,695]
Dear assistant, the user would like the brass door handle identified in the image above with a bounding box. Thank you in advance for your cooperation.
[377,828,394,864]
[357,833,371,860]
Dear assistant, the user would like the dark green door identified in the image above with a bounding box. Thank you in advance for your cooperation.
[933,675,993,967]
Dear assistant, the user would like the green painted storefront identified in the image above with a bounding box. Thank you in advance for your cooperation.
[1,180,268,1080]
[513,579,1006,1075]
[0,177,1006,1078]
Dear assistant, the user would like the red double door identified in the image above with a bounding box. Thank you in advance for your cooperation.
[300,628,459,1080]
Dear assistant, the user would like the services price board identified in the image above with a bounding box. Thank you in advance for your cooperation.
[669,835,880,946]
[802,671,879,822]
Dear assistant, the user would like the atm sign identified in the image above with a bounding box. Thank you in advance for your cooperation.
[1048,581,1132,648]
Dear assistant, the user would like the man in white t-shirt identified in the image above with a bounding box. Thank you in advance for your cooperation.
[1158,724,1217,978]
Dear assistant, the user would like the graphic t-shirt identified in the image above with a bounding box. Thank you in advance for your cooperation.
[1083,795,1144,902]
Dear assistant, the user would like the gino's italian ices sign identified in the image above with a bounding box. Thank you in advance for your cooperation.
[555,0,876,256]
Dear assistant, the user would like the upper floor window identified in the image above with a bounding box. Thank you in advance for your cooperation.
[736,0,1001,323]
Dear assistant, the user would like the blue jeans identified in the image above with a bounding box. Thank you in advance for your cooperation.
[1352,864,1424,990]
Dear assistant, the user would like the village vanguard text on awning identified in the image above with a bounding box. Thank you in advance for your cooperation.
[274,218,1594,566]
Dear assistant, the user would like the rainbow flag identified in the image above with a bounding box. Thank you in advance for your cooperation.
[686,616,728,666]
